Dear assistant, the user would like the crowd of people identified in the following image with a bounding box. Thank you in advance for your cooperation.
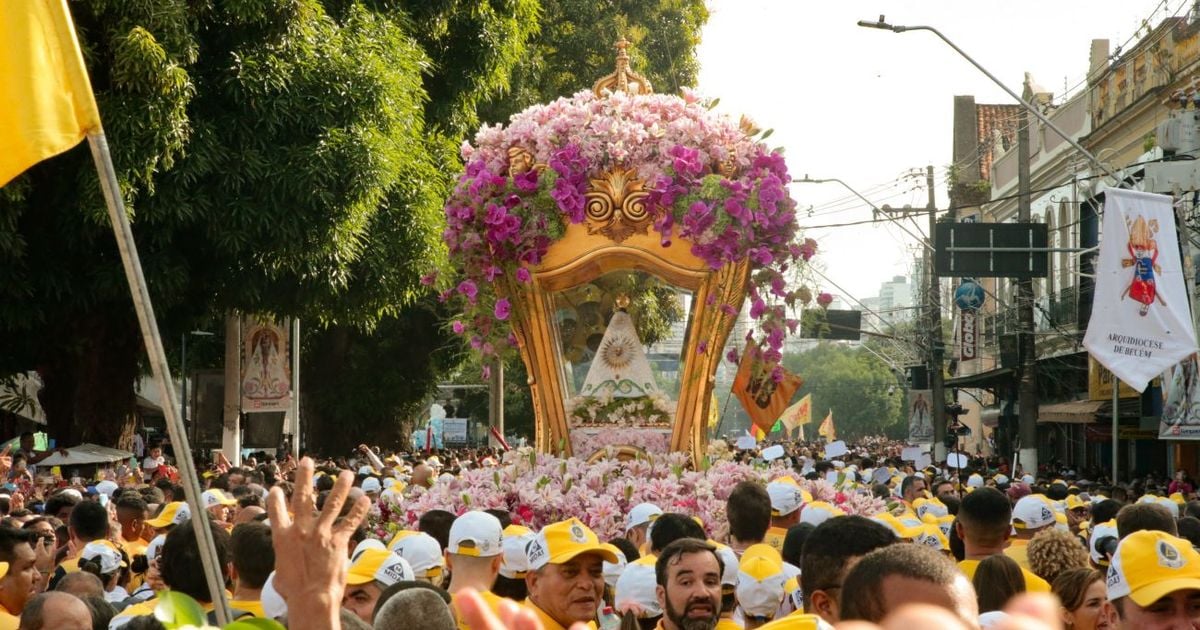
[0,431,1198,630]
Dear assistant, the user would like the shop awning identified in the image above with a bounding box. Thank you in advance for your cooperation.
[1038,399,1104,424]
[945,367,1014,389]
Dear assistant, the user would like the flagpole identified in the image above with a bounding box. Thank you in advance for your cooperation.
[1112,376,1119,484]
[86,132,232,624]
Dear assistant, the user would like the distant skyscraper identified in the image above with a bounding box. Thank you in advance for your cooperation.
[877,275,913,324]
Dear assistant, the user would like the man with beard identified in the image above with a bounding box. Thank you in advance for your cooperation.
[654,539,723,630]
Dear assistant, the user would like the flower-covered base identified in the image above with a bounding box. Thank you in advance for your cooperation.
[569,426,671,459]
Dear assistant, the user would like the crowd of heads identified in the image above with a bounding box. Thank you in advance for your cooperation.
[0,434,1198,630]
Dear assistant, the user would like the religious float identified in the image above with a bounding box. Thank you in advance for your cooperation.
[435,40,816,462]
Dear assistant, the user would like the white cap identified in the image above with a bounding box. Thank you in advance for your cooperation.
[95,480,120,498]
[383,478,398,489]
[626,503,663,532]
[602,550,627,588]
[201,489,237,510]
[352,538,387,558]
[448,511,503,557]
[993,474,1010,486]
[357,465,376,476]
[799,501,845,527]
[736,551,787,618]
[499,525,535,579]
[1021,474,1035,485]
[80,541,124,574]
[614,558,661,617]
[1089,520,1119,566]
[712,542,739,587]
[59,488,83,502]
[346,547,415,587]
[145,534,166,563]
[966,474,984,488]
[1012,496,1056,531]
[389,531,445,578]
[361,477,382,494]
[261,572,288,620]
[766,481,804,517]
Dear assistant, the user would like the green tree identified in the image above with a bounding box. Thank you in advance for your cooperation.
[784,343,906,440]
[0,0,536,447]
[478,0,709,124]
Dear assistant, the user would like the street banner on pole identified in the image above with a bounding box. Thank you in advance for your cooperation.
[241,315,292,412]
[907,389,934,444]
[1083,189,1197,392]
[779,393,812,433]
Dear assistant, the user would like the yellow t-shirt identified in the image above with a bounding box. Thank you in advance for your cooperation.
[756,611,831,629]
[958,558,1050,592]
[764,526,788,553]
[524,600,598,630]
[228,599,266,618]
[1003,539,1033,573]
[715,617,744,630]
[452,590,510,630]
[0,607,18,630]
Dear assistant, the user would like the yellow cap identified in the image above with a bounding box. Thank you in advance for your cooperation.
[1171,492,1187,505]
[145,502,191,528]
[754,612,831,630]
[1065,495,1089,511]
[871,513,920,539]
[737,546,787,618]
[525,518,619,570]
[1107,530,1200,606]
[345,548,414,586]
[913,524,949,551]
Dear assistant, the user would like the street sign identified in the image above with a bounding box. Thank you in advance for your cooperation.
[800,309,862,341]
[935,222,1048,278]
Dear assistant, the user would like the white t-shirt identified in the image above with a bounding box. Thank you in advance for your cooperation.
[142,455,164,471]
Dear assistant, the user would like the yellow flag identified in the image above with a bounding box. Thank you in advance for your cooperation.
[779,393,812,432]
[818,410,836,440]
[0,0,102,187]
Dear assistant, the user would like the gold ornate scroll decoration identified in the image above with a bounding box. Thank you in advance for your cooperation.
[584,165,651,243]
[592,38,653,97]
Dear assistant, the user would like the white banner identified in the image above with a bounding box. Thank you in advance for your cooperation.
[908,390,935,443]
[1083,189,1197,392]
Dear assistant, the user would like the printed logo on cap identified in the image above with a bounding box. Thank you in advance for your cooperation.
[569,522,587,544]
[1040,506,1053,523]
[383,561,408,582]
[527,538,547,566]
[1159,540,1184,569]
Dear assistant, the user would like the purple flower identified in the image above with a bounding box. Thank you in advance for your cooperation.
[516,268,532,283]
[697,341,709,355]
[726,347,740,364]
[513,169,540,192]
[669,145,705,178]
[481,365,491,380]
[494,298,512,321]
[420,271,437,286]
[457,280,478,302]
[771,366,785,384]
[484,266,502,282]
[720,303,737,317]
[452,321,465,335]
[507,332,519,347]
[749,298,767,319]
[470,336,484,350]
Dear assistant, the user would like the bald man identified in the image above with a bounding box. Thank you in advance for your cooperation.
[18,592,92,630]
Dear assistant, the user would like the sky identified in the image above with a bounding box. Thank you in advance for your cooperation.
[696,0,1178,306]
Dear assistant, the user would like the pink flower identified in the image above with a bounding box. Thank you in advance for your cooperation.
[494,298,511,321]
[420,271,437,286]
[451,321,465,335]
[817,292,833,308]
[457,280,478,302]
[516,268,532,283]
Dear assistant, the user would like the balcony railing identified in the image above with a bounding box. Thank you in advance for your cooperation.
[983,286,1078,346]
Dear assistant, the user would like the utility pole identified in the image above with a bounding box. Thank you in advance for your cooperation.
[1016,107,1039,476]
[926,165,948,460]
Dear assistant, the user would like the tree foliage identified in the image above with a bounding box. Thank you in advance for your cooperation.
[478,0,709,124]
[784,343,906,440]
[0,0,536,447]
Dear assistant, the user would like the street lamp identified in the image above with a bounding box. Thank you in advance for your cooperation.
[793,175,882,216]
[181,330,215,442]
[855,15,1117,181]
